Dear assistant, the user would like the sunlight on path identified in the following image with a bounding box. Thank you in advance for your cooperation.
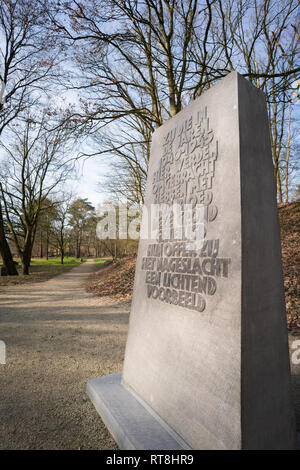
[0,261,129,450]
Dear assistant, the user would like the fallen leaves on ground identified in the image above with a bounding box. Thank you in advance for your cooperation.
[86,256,137,302]
[279,202,300,333]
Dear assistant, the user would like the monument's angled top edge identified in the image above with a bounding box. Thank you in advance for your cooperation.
[151,71,239,140]
[151,70,266,141]
[236,70,267,100]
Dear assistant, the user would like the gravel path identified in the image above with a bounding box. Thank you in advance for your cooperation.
[0,260,299,449]
[0,260,129,450]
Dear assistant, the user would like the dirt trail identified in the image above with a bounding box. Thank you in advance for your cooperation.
[0,260,299,449]
[0,260,129,449]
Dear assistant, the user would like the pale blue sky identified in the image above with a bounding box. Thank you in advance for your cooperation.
[74,156,108,207]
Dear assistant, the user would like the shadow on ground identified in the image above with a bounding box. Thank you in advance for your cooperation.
[0,261,299,448]
[0,262,128,449]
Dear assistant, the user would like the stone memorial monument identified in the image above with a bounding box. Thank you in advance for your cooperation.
[87,71,297,449]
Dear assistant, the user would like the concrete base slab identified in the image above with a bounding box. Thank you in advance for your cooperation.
[86,373,191,450]
[87,374,300,450]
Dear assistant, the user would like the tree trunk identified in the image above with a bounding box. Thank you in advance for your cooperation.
[22,262,29,275]
[61,248,64,264]
[40,230,43,258]
[273,163,282,203]
[0,203,18,275]
[285,102,292,203]
[76,241,80,258]
[46,231,49,260]
[277,170,283,203]
[22,232,33,275]
[22,250,30,275]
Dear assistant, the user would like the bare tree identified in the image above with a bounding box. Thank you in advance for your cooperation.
[216,0,299,199]
[0,114,73,274]
[45,0,217,202]
[284,101,292,203]
[50,196,73,264]
[95,118,149,204]
[47,0,299,203]
[0,0,60,274]
[35,199,59,259]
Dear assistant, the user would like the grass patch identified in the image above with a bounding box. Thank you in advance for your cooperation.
[30,257,85,266]
[93,258,112,269]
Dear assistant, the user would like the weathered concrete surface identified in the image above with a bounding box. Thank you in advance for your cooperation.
[123,71,242,450]
[87,373,190,450]
[88,72,297,449]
